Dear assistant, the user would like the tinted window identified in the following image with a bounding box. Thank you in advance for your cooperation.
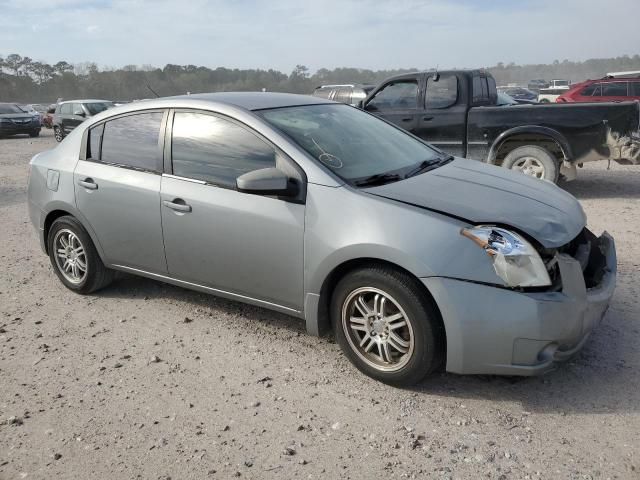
[88,123,104,160]
[171,112,276,188]
[84,102,113,115]
[367,81,418,110]
[425,75,458,108]
[0,104,24,114]
[602,82,628,97]
[631,81,640,96]
[472,76,489,104]
[100,112,163,171]
[60,103,73,115]
[580,83,601,96]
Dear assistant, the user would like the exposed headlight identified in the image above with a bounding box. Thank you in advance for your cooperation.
[461,226,551,287]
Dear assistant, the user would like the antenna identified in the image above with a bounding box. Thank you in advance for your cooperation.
[146,84,160,98]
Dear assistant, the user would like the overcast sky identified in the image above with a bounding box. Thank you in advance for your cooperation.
[1,0,639,72]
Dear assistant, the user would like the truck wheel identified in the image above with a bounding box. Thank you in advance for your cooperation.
[502,146,559,183]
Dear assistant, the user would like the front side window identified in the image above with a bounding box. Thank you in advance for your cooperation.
[602,82,628,97]
[100,112,163,172]
[171,112,276,188]
[366,81,418,110]
[258,104,443,184]
[580,83,601,96]
[425,75,458,109]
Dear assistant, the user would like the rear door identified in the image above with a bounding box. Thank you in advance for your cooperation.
[74,110,168,273]
[160,110,305,310]
[416,74,466,157]
[601,81,629,102]
[363,79,421,135]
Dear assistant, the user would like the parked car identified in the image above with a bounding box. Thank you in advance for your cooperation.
[28,92,616,385]
[53,99,114,142]
[311,84,375,106]
[528,79,550,92]
[497,86,538,103]
[537,80,571,103]
[360,70,640,182]
[0,102,41,137]
[556,75,640,103]
[496,92,538,106]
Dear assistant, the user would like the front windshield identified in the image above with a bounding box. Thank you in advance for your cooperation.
[0,104,26,114]
[84,102,113,115]
[258,104,444,184]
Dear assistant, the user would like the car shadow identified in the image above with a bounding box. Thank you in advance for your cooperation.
[96,274,637,415]
[562,167,640,199]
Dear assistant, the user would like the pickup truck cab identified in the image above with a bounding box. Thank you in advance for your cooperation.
[362,70,640,182]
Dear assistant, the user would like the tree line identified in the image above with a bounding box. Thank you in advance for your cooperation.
[1,52,639,104]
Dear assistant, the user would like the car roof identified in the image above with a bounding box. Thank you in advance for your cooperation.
[165,92,333,111]
[58,99,113,104]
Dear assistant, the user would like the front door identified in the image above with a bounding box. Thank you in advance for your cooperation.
[416,74,467,158]
[160,111,305,310]
[364,79,421,135]
[74,110,167,273]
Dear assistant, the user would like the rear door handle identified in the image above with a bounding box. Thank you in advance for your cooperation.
[77,178,98,190]
[163,199,192,213]
[400,117,413,122]
[423,116,434,121]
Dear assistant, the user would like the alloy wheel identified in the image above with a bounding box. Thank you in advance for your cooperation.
[341,287,415,372]
[53,229,88,284]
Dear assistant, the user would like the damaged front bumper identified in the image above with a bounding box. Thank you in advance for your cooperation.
[422,231,616,376]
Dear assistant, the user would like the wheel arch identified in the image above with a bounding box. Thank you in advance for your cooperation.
[309,258,446,350]
[487,126,573,166]
[43,206,106,262]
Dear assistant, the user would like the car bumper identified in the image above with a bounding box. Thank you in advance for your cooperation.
[422,231,616,376]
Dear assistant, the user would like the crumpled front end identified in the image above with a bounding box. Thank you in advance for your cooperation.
[423,230,616,376]
[607,128,640,165]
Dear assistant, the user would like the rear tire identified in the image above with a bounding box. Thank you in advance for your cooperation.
[331,265,445,386]
[54,126,63,142]
[502,145,559,183]
[47,216,114,294]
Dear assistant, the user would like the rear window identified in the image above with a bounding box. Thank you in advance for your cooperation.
[99,112,163,172]
[602,82,628,97]
[84,102,113,115]
[425,75,458,108]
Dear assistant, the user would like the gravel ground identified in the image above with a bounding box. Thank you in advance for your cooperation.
[1,129,638,479]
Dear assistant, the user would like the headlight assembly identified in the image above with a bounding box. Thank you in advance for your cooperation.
[461,226,551,287]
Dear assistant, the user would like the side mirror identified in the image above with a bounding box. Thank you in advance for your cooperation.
[355,99,364,109]
[236,168,296,196]
[75,111,86,117]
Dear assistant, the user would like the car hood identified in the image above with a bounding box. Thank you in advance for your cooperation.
[364,158,586,248]
[0,113,34,120]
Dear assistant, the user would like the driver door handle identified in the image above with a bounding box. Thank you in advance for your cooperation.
[163,199,192,213]
[77,178,98,190]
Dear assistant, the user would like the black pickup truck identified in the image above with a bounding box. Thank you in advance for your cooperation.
[361,70,640,182]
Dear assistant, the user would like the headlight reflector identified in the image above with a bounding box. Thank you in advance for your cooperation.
[461,226,551,287]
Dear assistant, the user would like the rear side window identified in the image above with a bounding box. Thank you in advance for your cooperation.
[171,112,276,188]
[88,123,104,160]
[602,82,628,97]
[366,81,418,110]
[580,83,601,96]
[99,112,163,172]
[631,81,640,96]
[60,103,72,115]
[425,75,458,108]
[472,76,490,104]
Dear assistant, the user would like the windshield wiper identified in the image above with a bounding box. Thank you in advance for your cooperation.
[405,155,454,178]
[354,172,403,187]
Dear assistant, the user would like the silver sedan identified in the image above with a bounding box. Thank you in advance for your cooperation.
[27,93,616,385]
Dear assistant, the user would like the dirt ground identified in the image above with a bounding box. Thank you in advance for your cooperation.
[1,129,638,480]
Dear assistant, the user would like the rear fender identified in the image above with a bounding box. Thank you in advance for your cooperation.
[487,126,573,164]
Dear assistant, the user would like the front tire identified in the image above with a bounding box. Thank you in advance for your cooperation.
[331,266,444,386]
[54,126,63,142]
[47,216,113,294]
[502,145,559,183]
[29,129,40,138]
